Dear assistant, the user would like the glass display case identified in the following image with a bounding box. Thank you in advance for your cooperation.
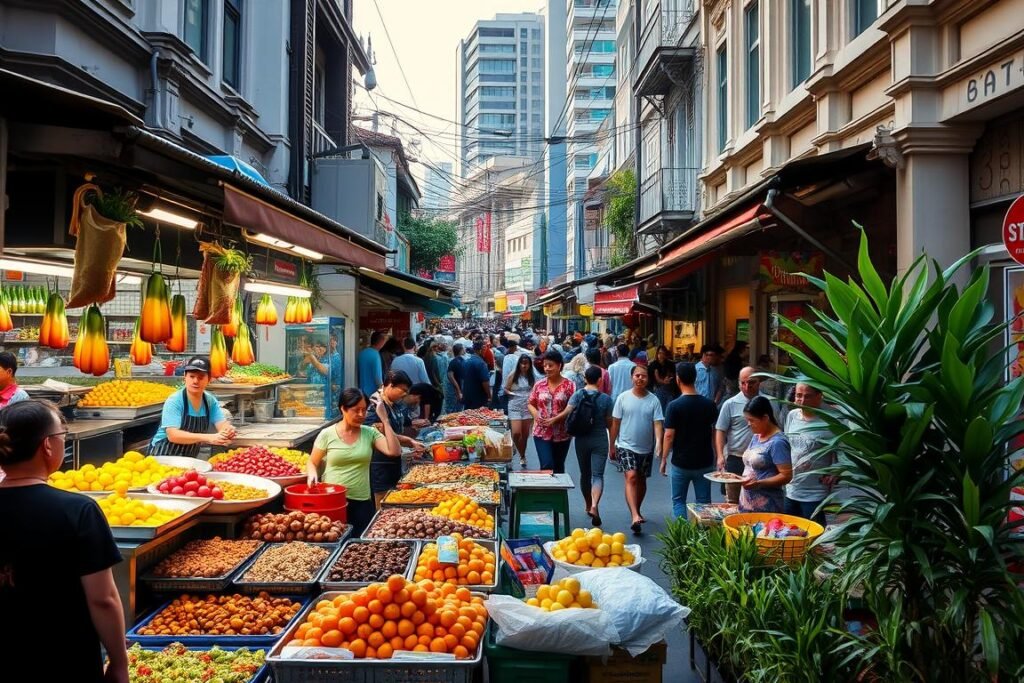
[283,317,345,420]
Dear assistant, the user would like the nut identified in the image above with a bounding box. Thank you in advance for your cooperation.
[150,538,262,578]
[327,541,413,583]
[240,542,331,583]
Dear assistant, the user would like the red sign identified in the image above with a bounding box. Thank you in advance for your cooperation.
[438,254,456,272]
[273,259,298,279]
[757,251,824,292]
[1004,195,1024,265]
[359,310,410,338]
[475,213,491,253]
[593,285,640,316]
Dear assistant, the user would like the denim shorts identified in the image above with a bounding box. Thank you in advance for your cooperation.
[616,447,653,478]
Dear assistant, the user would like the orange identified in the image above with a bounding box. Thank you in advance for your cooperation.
[321,630,343,647]
[302,638,320,646]
[357,623,374,640]
[287,639,303,647]
[413,644,429,652]
[377,643,394,659]
[368,614,385,630]
[398,619,415,637]
[383,603,401,620]
[338,602,356,619]
[440,611,458,628]
[320,615,339,631]
[368,632,385,649]
[387,575,406,592]
[400,601,418,618]
[418,634,432,646]
[339,617,357,636]
[317,599,333,610]
[367,600,384,615]
[448,623,466,639]
[404,634,418,650]
[417,623,434,638]
[377,587,393,604]
[308,613,323,629]
[461,634,478,650]
[434,626,447,637]
[453,645,470,659]
[444,567,458,579]
[455,587,472,602]
[353,606,370,624]
[443,634,458,650]
[349,638,367,658]
[394,589,410,604]
[365,647,377,659]
[351,592,369,607]
[471,621,485,636]
[306,627,324,642]
[296,623,310,638]
[466,571,481,584]
[456,615,473,629]
[457,565,470,577]
[481,572,493,585]
[381,621,398,639]
[429,637,448,653]
[333,596,346,608]
[411,611,426,625]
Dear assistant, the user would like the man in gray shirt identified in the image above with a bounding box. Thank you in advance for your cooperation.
[715,366,777,503]
[610,365,664,534]
[784,383,835,525]
[390,337,431,386]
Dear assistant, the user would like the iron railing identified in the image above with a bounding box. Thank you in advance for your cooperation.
[632,3,693,84]
[639,167,699,224]
[312,120,336,156]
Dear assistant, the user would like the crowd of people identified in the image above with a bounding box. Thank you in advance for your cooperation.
[355,325,836,535]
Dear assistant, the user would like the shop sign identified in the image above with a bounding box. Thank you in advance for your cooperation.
[494,291,508,313]
[956,50,1024,117]
[579,304,594,317]
[507,291,527,313]
[1003,195,1024,266]
[758,251,824,292]
[359,310,410,337]
[272,259,298,279]
[432,271,456,283]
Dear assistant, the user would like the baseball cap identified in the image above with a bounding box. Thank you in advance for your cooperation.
[183,356,211,374]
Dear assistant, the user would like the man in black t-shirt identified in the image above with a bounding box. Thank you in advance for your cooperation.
[659,362,719,516]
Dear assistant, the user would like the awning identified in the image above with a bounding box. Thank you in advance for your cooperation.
[644,253,715,290]
[223,184,386,270]
[0,68,143,129]
[357,267,456,316]
[594,284,640,316]
[358,267,452,300]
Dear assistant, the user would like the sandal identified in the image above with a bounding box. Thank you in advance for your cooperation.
[631,522,643,535]
[519,456,527,467]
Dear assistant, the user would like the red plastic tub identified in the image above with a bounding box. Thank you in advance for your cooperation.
[284,483,348,524]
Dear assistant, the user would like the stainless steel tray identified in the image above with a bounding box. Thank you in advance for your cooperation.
[79,491,211,541]
[318,539,419,591]
[361,508,497,541]
[233,542,342,594]
[74,400,166,420]
[139,540,266,592]
[412,538,500,593]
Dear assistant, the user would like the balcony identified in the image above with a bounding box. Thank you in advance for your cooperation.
[632,3,696,97]
[312,120,336,156]
[639,168,698,232]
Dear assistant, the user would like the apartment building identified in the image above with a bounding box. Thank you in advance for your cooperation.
[455,13,546,176]
[421,162,454,213]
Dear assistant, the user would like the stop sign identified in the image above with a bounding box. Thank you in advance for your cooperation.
[1003,194,1024,265]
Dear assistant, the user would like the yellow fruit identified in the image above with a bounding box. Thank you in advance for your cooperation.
[579,552,594,566]
[569,602,582,609]
[526,598,540,607]
[571,528,585,539]
[574,537,590,553]
[548,602,565,612]
[556,590,574,607]
[602,534,613,546]
[578,590,593,608]
[535,585,549,601]
[595,543,611,558]
[562,577,581,594]
[540,598,553,610]
[611,541,624,555]
[612,532,627,544]
[566,549,580,563]
[591,558,605,568]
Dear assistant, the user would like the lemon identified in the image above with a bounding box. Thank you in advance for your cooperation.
[562,577,581,594]
[540,598,553,610]
[526,598,540,607]
[535,585,549,600]
[556,590,574,607]
[548,601,565,611]
[578,552,594,566]
[612,532,626,544]
[578,590,593,608]
[591,558,605,568]
[571,528,585,539]
[595,543,611,558]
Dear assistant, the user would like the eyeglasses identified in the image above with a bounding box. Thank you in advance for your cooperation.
[46,429,69,440]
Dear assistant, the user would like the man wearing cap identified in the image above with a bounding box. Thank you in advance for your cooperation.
[149,356,236,457]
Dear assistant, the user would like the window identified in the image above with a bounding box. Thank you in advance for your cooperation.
[575,40,615,54]
[222,0,241,88]
[520,28,528,38]
[791,0,811,86]
[480,44,515,54]
[480,113,515,127]
[480,59,515,73]
[481,74,516,82]
[481,86,515,97]
[593,64,614,77]
[521,56,528,67]
[745,3,759,128]
[853,0,878,36]
[531,28,540,40]
[479,27,514,37]
[183,0,209,60]
[717,43,728,151]
[480,100,517,109]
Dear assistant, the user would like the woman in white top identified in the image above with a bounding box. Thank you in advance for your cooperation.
[504,354,536,467]
[562,353,587,392]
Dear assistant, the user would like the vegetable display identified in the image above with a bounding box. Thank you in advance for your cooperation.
[212,446,305,471]
[283,295,312,324]
[0,286,12,332]
[212,446,301,478]
[153,470,269,501]
[400,464,499,485]
[165,293,188,352]
[231,320,255,366]
[222,297,241,338]
[125,643,265,683]
[209,325,228,379]
[129,318,152,366]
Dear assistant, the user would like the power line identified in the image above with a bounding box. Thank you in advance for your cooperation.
[370,0,420,109]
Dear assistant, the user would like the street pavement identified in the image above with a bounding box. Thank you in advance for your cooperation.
[518,437,717,683]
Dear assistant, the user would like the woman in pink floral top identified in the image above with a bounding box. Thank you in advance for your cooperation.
[527,350,577,473]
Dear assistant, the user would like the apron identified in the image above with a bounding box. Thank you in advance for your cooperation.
[149,389,212,458]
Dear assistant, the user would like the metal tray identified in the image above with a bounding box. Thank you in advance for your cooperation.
[412,538,500,594]
[139,540,266,593]
[266,590,485,683]
[233,542,342,594]
[127,644,271,683]
[79,491,211,541]
[127,594,311,647]
[361,508,498,542]
[318,539,419,591]
[74,400,166,420]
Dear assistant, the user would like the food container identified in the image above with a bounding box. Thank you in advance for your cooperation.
[146,472,281,514]
[139,540,265,593]
[285,483,348,523]
[361,507,498,541]
[253,399,277,423]
[79,491,210,541]
[318,539,419,591]
[233,542,343,594]
[722,512,825,565]
[127,645,270,683]
[413,538,501,593]
[126,595,310,647]
[542,541,644,574]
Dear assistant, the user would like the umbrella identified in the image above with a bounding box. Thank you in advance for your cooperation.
[205,155,269,186]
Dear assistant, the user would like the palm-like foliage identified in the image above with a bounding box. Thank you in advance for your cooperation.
[775,230,1024,681]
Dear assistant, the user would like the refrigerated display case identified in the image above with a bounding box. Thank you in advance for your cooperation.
[283,317,345,420]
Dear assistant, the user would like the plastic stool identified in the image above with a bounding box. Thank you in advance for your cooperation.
[510,488,571,540]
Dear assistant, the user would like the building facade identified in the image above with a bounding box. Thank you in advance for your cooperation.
[455,13,546,176]
[421,161,453,214]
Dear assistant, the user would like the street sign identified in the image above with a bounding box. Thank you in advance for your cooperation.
[1003,194,1024,265]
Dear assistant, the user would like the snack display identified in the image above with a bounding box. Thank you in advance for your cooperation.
[422,482,501,504]
[77,380,176,407]
[414,535,496,587]
[283,576,488,659]
[384,488,455,505]
[242,511,349,543]
[213,446,307,472]
[49,451,182,493]
[430,495,495,532]
[364,508,491,540]
[95,492,183,527]
[239,543,333,584]
[134,593,301,637]
[525,576,597,611]
[324,541,415,584]
[436,408,506,427]
[400,464,499,485]
[148,539,263,579]
[153,470,265,500]
[549,528,636,568]
[126,643,265,683]
[212,446,302,478]
[745,517,810,539]
[227,363,290,384]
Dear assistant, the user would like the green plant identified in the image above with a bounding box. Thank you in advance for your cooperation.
[90,188,143,229]
[605,169,636,267]
[215,248,253,274]
[774,229,1024,681]
[397,213,462,273]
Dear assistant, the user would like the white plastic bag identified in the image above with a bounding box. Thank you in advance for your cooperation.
[485,594,619,656]
[577,568,690,656]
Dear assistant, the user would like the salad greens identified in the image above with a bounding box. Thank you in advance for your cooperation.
[126,643,265,682]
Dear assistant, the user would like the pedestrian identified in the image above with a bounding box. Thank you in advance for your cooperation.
[364,371,425,506]
[648,345,678,410]
[695,344,724,404]
[738,396,793,513]
[432,339,450,411]
[715,366,777,503]
[443,343,465,414]
[418,339,443,393]
[722,341,748,398]
[357,331,385,397]
[504,354,536,468]
[566,365,614,526]
[610,365,664,534]
[607,343,636,402]
[490,335,505,409]
[499,335,525,412]
[309,388,401,534]
[527,350,576,474]
[407,383,443,425]
[0,399,129,683]
[461,340,492,410]
[390,337,431,385]
[783,383,836,525]
[563,353,587,391]
[380,336,402,373]
[660,363,719,516]
[584,348,612,395]
[599,336,615,368]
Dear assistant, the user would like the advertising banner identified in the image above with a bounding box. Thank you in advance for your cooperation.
[757,251,824,292]
[507,291,527,313]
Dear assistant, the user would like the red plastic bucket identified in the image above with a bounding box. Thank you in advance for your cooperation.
[284,483,347,514]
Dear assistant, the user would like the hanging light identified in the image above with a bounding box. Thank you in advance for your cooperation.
[243,281,312,298]
[137,207,199,230]
[0,258,141,285]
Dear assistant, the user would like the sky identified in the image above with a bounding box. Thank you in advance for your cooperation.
[351,0,545,176]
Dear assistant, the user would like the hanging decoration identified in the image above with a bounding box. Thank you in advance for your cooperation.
[130,317,153,365]
[256,294,278,326]
[231,320,255,366]
[39,289,70,349]
[74,305,110,376]
[165,294,188,353]
[209,325,228,378]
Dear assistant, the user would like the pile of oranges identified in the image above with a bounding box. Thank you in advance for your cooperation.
[414,534,496,587]
[430,495,495,532]
[77,380,176,407]
[286,574,487,659]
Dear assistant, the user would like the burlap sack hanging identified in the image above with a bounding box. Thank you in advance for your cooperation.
[66,183,128,309]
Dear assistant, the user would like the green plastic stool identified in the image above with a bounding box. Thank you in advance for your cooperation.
[510,488,571,540]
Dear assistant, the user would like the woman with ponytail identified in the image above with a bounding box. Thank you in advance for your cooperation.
[0,400,127,682]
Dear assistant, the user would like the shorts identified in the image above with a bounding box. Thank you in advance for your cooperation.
[616,447,654,478]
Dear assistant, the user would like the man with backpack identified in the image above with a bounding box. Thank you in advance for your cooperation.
[565,365,614,527]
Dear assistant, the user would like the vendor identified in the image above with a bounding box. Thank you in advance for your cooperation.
[366,370,425,506]
[300,341,330,385]
[149,356,236,457]
[406,383,442,425]
[0,352,29,409]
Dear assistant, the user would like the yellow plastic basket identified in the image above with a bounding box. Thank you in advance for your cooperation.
[722,513,824,565]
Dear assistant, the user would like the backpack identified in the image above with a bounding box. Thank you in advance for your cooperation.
[566,391,600,436]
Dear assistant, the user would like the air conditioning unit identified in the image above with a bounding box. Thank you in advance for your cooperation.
[311,156,388,245]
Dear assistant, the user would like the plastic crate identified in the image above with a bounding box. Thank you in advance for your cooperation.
[484,622,578,683]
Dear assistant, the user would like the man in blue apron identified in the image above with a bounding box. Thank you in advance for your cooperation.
[149,356,236,457]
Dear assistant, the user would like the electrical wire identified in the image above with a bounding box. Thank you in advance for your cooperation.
[370,0,420,109]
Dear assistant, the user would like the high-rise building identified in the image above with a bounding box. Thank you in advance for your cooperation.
[543,0,568,288]
[421,162,454,213]
[564,0,617,281]
[455,13,546,177]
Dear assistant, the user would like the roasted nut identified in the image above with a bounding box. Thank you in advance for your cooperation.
[136,592,300,636]
[327,541,412,583]
[240,542,331,583]
[150,538,262,578]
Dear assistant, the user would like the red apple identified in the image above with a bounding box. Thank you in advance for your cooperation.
[185,470,200,482]
[183,480,200,493]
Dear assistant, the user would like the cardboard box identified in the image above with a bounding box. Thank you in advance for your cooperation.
[586,641,667,683]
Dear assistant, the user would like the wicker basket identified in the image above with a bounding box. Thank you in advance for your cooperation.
[722,513,824,564]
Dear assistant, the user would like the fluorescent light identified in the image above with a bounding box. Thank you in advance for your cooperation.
[0,258,141,286]
[243,281,312,298]
[138,207,199,230]
[116,273,143,286]
[250,232,293,249]
[291,245,324,260]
